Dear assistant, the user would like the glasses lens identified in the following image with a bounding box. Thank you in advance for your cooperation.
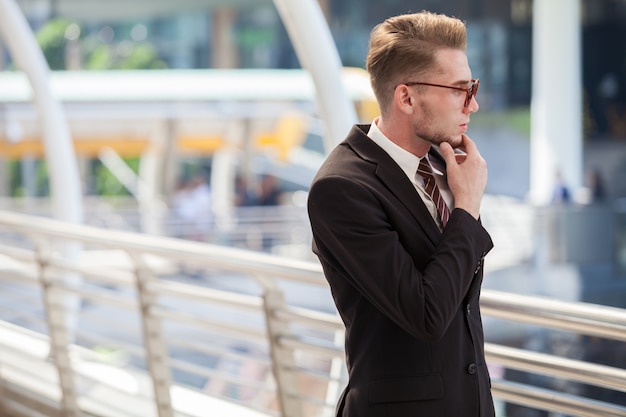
[465,80,479,107]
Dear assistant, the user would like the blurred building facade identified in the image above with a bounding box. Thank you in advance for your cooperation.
[2,0,625,141]
[3,0,626,205]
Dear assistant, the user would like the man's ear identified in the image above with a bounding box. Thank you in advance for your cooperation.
[395,85,415,115]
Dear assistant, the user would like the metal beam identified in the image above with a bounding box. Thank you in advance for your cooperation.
[0,0,83,224]
[273,0,358,152]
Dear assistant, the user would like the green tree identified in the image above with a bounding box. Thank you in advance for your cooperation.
[117,43,167,70]
[84,42,167,70]
[94,158,139,197]
[35,18,75,70]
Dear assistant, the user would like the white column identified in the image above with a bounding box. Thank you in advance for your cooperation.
[0,0,83,221]
[273,0,358,153]
[529,0,582,205]
[0,0,83,351]
[138,120,170,235]
[211,7,238,68]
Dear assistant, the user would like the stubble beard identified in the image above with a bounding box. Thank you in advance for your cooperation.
[415,101,463,148]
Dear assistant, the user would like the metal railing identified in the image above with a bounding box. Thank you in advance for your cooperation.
[0,209,624,417]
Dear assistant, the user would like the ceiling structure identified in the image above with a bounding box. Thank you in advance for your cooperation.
[16,0,273,22]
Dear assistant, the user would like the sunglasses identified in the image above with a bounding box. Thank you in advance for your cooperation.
[403,79,480,108]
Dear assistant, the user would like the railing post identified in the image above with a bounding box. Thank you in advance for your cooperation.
[256,275,303,417]
[130,252,175,417]
[36,242,82,417]
[0,361,7,415]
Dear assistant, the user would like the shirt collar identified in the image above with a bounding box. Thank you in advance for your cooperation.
[366,118,444,178]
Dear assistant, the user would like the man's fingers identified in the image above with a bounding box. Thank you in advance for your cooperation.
[439,142,457,165]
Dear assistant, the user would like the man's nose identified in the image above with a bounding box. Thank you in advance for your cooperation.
[465,96,479,113]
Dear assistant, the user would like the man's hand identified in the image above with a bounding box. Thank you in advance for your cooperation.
[439,135,487,220]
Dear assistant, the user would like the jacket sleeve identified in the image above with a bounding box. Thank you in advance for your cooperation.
[308,173,493,341]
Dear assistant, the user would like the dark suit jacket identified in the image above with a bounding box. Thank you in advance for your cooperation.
[307,125,495,417]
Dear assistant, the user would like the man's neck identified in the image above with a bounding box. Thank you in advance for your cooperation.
[375,116,431,158]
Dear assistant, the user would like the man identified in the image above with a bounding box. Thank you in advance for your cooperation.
[307,11,495,417]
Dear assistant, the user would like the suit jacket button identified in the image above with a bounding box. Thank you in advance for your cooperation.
[467,363,477,375]
[466,304,471,315]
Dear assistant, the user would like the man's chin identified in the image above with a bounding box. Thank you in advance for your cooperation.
[443,136,463,148]
[427,134,462,148]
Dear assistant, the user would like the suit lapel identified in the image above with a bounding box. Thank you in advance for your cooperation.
[345,126,441,244]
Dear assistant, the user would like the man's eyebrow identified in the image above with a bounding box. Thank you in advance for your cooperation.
[452,79,472,87]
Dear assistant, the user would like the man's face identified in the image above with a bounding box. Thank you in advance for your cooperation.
[410,48,479,148]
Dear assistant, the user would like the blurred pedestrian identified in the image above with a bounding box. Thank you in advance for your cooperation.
[257,174,282,206]
[172,175,213,241]
[586,167,606,203]
[551,170,571,205]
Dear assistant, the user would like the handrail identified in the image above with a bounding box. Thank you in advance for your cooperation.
[482,290,626,341]
[492,380,626,417]
[0,209,624,417]
[485,343,626,392]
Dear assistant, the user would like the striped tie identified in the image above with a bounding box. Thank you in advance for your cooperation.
[417,158,451,227]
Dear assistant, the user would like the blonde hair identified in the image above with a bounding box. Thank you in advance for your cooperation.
[365,11,467,115]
